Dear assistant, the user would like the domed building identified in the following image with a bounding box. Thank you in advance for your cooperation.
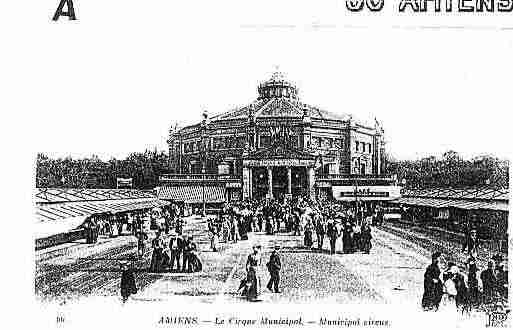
[160,72,398,205]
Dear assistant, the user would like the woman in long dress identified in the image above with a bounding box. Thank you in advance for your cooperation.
[242,245,262,300]
[188,239,203,272]
[304,219,313,249]
[149,231,164,273]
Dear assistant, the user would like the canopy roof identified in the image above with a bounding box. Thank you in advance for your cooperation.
[400,187,509,201]
[391,187,509,212]
[35,188,155,204]
[34,188,170,233]
[157,186,226,203]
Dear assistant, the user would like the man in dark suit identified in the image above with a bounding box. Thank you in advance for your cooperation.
[462,229,479,258]
[481,260,498,302]
[266,245,282,293]
[169,232,184,272]
[182,235,193,273]
[326,219,338,254]
[315,216,326,251]
[493,254,508,299]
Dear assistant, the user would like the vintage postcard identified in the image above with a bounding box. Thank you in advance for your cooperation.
[3,0,512,329]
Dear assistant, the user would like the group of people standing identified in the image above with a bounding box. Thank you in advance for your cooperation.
[422,251,508,313]
[148,226,202,273]
[209,197,376,256]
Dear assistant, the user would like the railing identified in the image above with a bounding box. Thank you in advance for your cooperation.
[159,174,242,182]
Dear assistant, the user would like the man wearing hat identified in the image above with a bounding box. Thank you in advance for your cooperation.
[421,251,444,311]
[462,228,479,258]
[481,259,498,302]
[266,245,282,293]
[168,232,184,272]
[493,254,508,299]
[326,218,338,255]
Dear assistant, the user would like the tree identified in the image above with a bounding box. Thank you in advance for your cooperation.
[386,151,508,189]
[36,149,169,189]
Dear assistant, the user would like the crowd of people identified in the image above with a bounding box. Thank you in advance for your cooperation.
[422,250,508,313]
[206,196,377,256]
[201,196,381,301]
[80,196,507,310]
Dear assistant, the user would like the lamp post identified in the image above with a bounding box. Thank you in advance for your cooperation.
[202,164,206,217]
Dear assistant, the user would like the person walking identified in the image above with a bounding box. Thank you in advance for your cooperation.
[168,233,184,272]
[241,245,262,300]
[266,245,282,293]
[136,230,148,259]
[466,257,481,309]
[326,219,338,255]
[360,222,372,254]
[120,261,137,303]
[304,219,313,249]
[493,254,508,299]
[182,236,192,273]
[208,218,219,252]
[188,236,203,272]
[481,260,498,303]
[462,229,479,259]
[421,252,444,311]
[315,216,326,251]
[149,231,164,273]
[342,222,354,254]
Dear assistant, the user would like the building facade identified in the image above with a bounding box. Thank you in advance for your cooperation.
[161,72,397,203]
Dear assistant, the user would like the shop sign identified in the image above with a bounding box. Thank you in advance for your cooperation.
[332,185,401,201]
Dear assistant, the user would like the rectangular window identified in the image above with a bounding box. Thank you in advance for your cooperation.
[290,135,298,148]
[237,136,245,148]
[260,135,270,148]
[355,141,359,152]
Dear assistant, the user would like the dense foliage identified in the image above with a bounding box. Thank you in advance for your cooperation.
[36,150,509,190]
[386,151,509,189]
[36,150,169,190]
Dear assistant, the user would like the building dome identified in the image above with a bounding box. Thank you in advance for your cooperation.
[257,71,298,100]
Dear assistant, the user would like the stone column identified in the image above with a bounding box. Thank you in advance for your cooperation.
[307,166,315,200]
[267,166,273,199]
[248,167,253,199]
[287,166,292,195]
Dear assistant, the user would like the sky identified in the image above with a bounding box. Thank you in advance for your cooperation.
[4,0,513,161]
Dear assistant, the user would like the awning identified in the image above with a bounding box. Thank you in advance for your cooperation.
[36,198,170,222]
[158,186,226,203]
[391,197,508,212]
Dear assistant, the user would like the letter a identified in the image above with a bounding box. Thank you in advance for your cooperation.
[52,0,77,21]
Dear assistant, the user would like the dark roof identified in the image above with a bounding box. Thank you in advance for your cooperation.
[210,98,355,123]
[391,187,509,212]
[244,144,317,160]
